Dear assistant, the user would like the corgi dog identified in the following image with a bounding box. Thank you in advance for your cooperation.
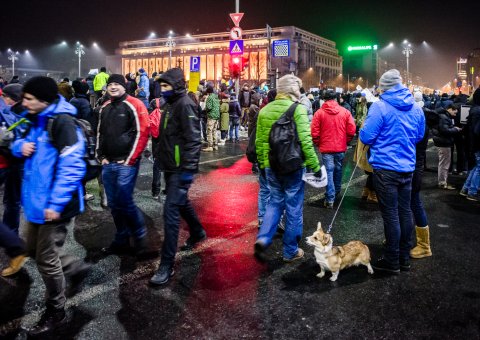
[306,222,374,281]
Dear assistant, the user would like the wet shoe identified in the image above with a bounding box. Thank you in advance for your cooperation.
[283,248,305,263]
[467,193,480,202]
[66,262,91,297]
[101,243,131,256]
[459,188,468,197]
[323,201,334,209]
[1,254,28,277]
[28,307,67,337]
[149,265,174,286]
[372,257,400,274]
[254,241,268,262]
[180,232,207,251]
[438,182,455,190]
[400,258,411,271]
[213,146,219,151]
[202,147,213,152]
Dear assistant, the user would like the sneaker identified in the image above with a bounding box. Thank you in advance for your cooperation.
[235,139,240,143]
[149,265,174,286]
[202,147,213,152]
[152,195,160,200]
[180,232,207,251]
[399,258,411,271]
[323,201,334,209]
[1,254,28,277]
[28,307,67,337]
[283,248,305,263]
[459,188,468,197]
[467,193,480,202]
[372,257,400,274]
[438,182,455,190]
[213,146,219,151]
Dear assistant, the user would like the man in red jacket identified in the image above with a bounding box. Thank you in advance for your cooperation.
[311,90,356,208]
[96,74,150,257]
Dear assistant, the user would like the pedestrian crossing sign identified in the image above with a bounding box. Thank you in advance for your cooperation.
[229,40,244,55]
[273,39,290,57]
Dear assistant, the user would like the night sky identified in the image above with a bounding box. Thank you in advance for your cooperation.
[1,0,479,88]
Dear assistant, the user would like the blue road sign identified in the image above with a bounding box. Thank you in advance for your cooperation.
[190,56,200,72]
[272,39,290,57]
[229,40,244,55]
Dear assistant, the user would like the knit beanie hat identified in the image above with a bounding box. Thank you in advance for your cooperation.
[379,69,402,91]
[23,76,58,103]
[276,74,302,101]
[2,83,23,102]
[106,74,127,89]
[414,91,424,108]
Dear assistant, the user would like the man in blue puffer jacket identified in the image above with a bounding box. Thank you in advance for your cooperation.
[11,76,89,337]
[136,68,150,108]
[360,69,425,274]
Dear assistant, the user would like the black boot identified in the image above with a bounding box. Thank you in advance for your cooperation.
[149,265,174,286]
[28,306,67,337]
[180,231,207,251]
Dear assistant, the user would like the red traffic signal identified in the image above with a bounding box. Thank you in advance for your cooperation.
[230,56,242,78]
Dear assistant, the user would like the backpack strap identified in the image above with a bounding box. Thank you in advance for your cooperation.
[284,102,300,120]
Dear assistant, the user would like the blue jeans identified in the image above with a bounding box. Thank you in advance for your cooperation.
[258,171,270,225]
[322,153,345,203]
[102,161,146,246]
[0,164,22,233]
[411,191,428,228]
[161,172,204,267]
[257,168,305,259]
[229,122,239,140]
[373,169,414,265]
[462,151,480,195]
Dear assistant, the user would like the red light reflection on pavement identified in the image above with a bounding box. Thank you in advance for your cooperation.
[174,157,266,337]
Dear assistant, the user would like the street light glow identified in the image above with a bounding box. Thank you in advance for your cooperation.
[186,33,191,38]
[93,42,98,47]
[149,32,156,38]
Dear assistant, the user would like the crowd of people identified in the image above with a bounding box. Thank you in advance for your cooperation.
[0,66,479,336]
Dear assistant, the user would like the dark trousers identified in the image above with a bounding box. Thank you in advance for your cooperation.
[161,172,204,267]
[452,134,466,172]
[0,164,22,233]
[0,222,24,258]
[152,158,162,196]
[373,169,414,265]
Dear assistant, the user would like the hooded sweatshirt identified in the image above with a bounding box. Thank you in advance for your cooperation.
[310,100,356,153]
[360,84,425,173]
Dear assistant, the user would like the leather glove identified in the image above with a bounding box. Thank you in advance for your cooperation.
[313,170,323,178]
[180,172,194,185]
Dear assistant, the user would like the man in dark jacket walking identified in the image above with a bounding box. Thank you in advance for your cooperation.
[432,103,462,189]
[150,68,206,286]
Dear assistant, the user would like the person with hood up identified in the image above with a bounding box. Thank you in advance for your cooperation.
[311,90,356,208]
[360,69,425,274]
[11,76,90,336]
[136,68,150,108]
[149,68,206,286]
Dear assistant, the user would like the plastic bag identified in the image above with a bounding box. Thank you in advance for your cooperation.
[302,165,327,188]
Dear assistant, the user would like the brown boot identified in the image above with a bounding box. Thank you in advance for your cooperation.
[361,187,370,200]
[410,226,432,258]
[1,254,28,277]
[367,191,378,203]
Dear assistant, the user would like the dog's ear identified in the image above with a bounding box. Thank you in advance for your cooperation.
[317,222,323,232]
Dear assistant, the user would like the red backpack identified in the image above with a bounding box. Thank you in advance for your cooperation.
[149,98,162,138]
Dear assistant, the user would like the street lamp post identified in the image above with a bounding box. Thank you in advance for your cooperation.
[7,49,19,77]
[75,42,85,78]
[402,42,413,86]
[166,33,176,70]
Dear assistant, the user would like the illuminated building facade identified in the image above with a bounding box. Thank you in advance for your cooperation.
[106,26,342,89]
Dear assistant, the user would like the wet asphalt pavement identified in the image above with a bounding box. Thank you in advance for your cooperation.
[0,136,479,339]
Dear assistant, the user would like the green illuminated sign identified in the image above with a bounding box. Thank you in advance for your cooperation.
[347,45,378,52]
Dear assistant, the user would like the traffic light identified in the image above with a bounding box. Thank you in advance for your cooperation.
[230,56,242,78]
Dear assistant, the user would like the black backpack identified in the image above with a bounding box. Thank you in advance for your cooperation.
[268,103,304,175]
[47,115,102,182]
[424,108,440,128]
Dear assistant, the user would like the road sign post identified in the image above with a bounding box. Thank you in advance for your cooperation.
[189,56,200,93]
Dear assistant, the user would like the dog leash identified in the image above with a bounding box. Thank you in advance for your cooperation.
[326,145,365,234]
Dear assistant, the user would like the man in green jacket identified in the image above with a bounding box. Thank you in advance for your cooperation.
[203,85,220,151]
[93,67,109,100]
[254,74,321,262]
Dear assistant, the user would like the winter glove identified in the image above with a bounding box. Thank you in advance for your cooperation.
[313,170,323,178]
[180,172,194,185]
